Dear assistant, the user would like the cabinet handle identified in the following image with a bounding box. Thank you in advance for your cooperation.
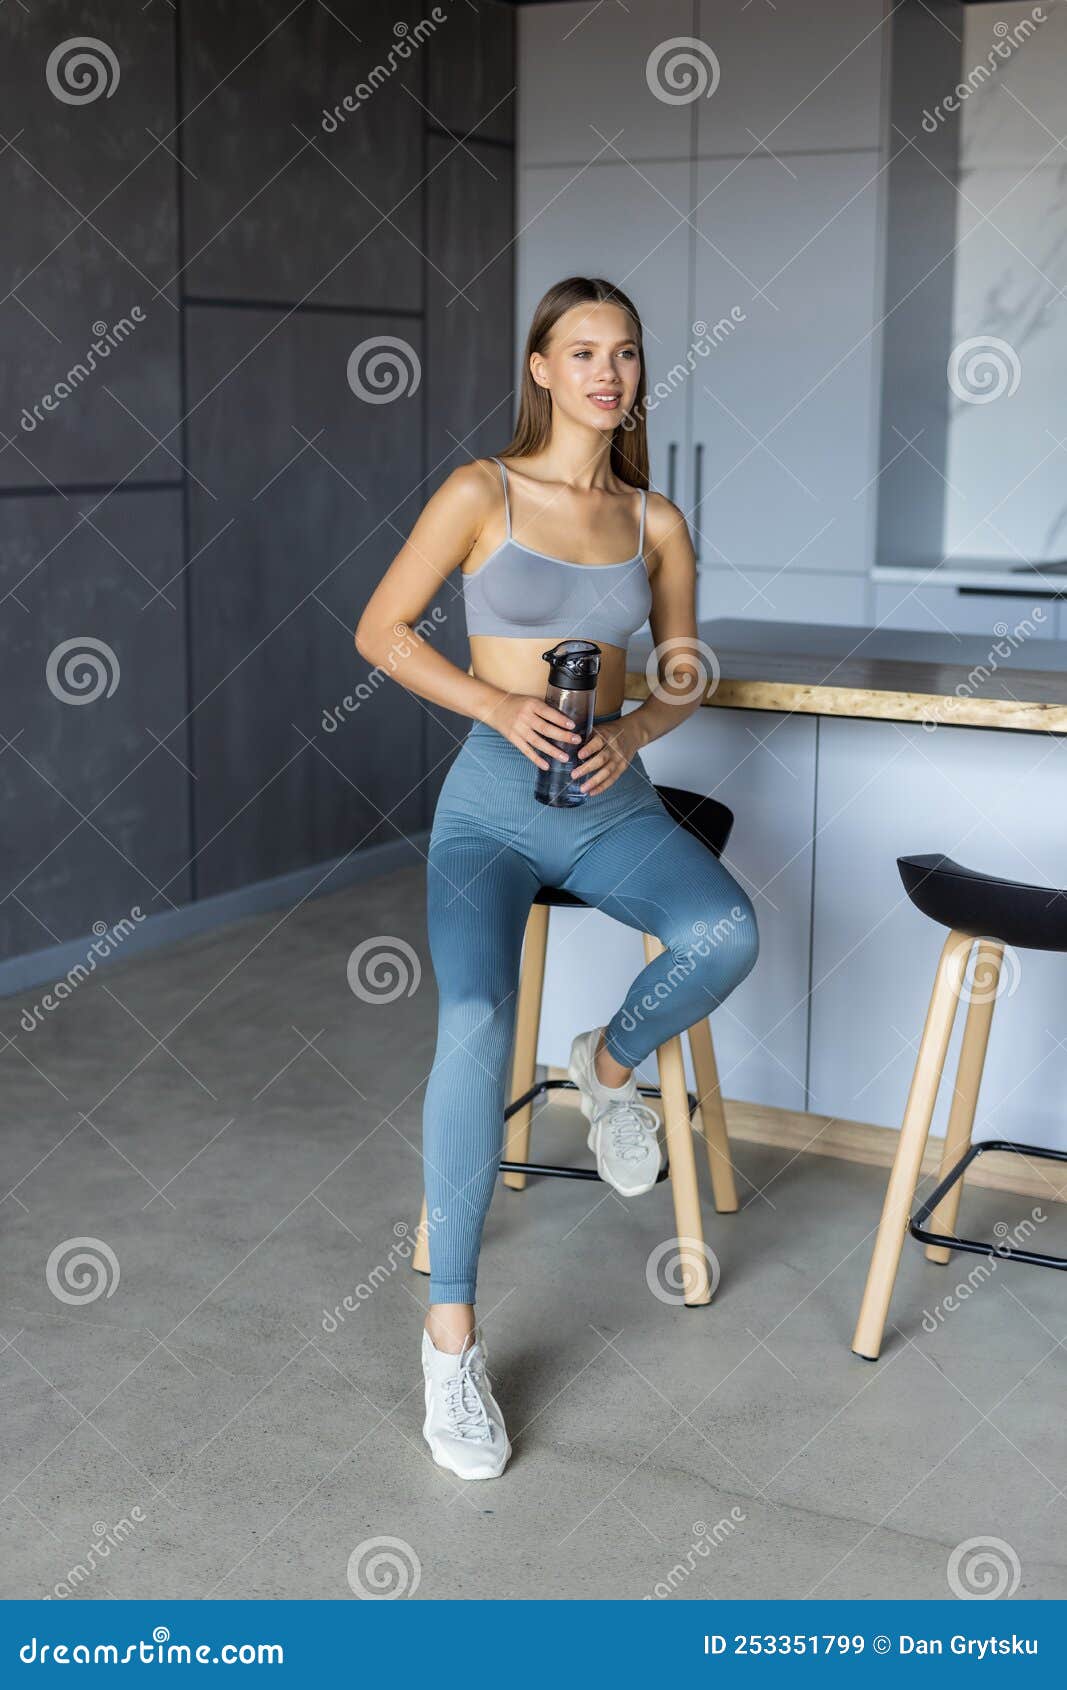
[667,441,677,504]
[693,442,704,563]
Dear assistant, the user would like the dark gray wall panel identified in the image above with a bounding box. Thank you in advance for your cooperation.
[422,133,515,788]
[876,0,964,568]
[0,3,181,490]
[180,1,423,309]
[427,0,515,142]
[0,490,191,958]
[185,304,426,897]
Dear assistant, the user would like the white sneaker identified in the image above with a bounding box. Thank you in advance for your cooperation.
[421,1329,511,1481]
[568,1027,664,1197]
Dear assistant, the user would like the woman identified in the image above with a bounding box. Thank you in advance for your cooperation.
[355,277,759,1481]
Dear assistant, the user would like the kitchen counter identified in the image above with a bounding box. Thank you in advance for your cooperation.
[625,618,1067,734]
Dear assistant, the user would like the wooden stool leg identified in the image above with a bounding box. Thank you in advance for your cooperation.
[644,934,712,1307]
[503,903,550,1191]
[851,929,970,1359]
[412,1195,430,1276]
[925,938,1003,1264]
[687,1016,739,1213]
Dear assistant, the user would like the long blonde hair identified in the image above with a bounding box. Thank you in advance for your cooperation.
[500,276,650,490]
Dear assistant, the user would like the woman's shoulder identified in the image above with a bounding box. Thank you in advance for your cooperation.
[432,458,506,523]
[641,488,691,553]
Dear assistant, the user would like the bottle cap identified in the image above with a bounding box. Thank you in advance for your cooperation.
[542,639,602,691]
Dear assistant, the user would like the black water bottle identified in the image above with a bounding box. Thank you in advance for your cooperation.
[534,639,602,808]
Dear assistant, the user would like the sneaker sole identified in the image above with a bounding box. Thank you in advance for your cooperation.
[586,1122,662,1198]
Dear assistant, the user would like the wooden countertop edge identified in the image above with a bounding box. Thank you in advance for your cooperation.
[623,673,1067,734]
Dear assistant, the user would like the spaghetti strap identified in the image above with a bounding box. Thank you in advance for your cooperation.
[491,457,512,538]
[637,487,647,557]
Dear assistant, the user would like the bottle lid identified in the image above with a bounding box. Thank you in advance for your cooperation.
[542,639,602,690]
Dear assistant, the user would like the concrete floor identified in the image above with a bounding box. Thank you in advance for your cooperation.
[3,862,1067,1602]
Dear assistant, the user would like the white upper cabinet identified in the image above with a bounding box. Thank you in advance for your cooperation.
[518,0,697,165]
[696,0,887,156]
[689,150,882,575]
[518,161,695,504]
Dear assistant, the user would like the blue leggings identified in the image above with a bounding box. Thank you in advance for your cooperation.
[422,712,759,1303]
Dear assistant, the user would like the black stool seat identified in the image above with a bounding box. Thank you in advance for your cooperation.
[898,853,1067,953]
[535,785,734,909]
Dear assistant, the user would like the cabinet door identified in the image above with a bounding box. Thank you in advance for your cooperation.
[699,567,869,626]
[809,716,1067,1151]
[519,0,697,166]
[518,161,695,506]
[536,707,817,1114]
[690,151,882,577]
[873,582,1059,641]
[696,0,886,156]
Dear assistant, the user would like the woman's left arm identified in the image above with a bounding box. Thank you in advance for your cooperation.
[576,493,708,795]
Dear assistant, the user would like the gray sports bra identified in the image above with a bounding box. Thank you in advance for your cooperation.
[461,458,653,649]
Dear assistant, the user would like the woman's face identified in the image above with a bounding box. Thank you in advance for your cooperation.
[530,301,642,436]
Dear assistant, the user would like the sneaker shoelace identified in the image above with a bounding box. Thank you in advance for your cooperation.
[602,1100,661,1163]
[442,1355,492,1443]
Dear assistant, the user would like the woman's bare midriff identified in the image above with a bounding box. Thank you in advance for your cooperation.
[468,634,630,718]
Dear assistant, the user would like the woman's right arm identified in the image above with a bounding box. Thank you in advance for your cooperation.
[353,462,579,768]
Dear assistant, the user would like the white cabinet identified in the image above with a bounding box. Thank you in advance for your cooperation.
[696,0,887,156]
[873,580,1061,642]
[698,566,870,626]
[809,716,1067,1151]
[518,161,694,503]
[690,151,882,577]
[535,706,817,1113]
[518,0,695,165]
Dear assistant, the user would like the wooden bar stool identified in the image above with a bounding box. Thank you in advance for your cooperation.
[413,786,740,1308]
[852,852,1067,1361]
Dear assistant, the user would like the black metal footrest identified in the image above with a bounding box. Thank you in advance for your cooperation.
[909,1138,1067,1270]
[498,1076,698,1186]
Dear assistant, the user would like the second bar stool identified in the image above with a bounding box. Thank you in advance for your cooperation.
[852,852,1067,1360]
[413,785,741,1308]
